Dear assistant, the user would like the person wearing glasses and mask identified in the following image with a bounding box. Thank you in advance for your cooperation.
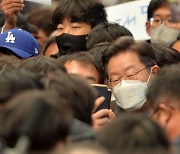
[145,0,180,48]
[102,36,159,115]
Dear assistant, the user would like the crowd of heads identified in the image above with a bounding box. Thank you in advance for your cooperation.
[0,0,180,154]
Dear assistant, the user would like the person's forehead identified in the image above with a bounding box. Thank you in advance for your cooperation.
[107,51,144,75]
[64,60,99,81]
[153,6,172,18]
[64,60,98,74]
[109,51,142,66]
[59,17,90,25]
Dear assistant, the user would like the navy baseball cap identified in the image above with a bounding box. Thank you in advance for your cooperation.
[0,29,39,58]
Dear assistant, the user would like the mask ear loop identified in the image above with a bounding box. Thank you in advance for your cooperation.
[147,67,152,84]
[108,79,112,89]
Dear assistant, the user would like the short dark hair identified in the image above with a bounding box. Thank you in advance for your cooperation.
[102,36,157,75]
[147,0,170,20]
[0,69,45,104]
[151,43,180,67]
[58,52,104,83]
[89,42,110,68]
[97,113,170,153]
[147,64,180,109]
[0,90,72,151]
[52,0,107,27]
[0,55,21,71]
[86,22,133,50]
[88,42,110,80]
[19,55,67,74]
[44,73,97,125]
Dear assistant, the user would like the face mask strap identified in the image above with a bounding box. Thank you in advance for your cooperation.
[147,67,152,84]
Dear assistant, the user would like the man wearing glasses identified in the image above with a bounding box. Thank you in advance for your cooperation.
[102,36,159,115]
[145,0,180,48]
[147,64,180,145]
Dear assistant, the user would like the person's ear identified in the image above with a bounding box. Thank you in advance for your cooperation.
[151,65,160,75]
[145,21,151,36]
[158,103,172,128]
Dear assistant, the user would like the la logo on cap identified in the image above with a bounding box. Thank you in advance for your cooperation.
[0,28,40,58]
[5,32,16,44]
[35,48,39,54]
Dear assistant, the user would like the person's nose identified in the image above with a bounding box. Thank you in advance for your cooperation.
[161,19,166,25]
[64,27,72,34]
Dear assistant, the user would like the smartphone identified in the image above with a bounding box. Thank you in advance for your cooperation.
[92,84,111,112]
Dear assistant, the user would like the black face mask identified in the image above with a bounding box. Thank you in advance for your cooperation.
[56,33,88,55]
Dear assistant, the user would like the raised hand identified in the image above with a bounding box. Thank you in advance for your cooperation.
[0,0,24,31]
[92,96,115,132]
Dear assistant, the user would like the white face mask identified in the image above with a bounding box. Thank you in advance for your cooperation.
[151,24,180,47]
[112,68,152,112]
[113,80,148,111]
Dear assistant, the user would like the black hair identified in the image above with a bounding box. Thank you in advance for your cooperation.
[52,0,107,28]
[147,63,180,108]
[44,73,98,125]
[151,43,180,67]
[0,55,21,71]
[87,22,133,50]
[19,55,67,74]
[97,113,170,154]
[88,42,110,81]
[102,36,157,75]
[58,52,104,83]
[89,42,110,68]
[0,90,72,150]
[147,0,170,20]
[0,69,45,104]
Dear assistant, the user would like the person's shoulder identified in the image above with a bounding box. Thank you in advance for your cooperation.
[70,119,96,142]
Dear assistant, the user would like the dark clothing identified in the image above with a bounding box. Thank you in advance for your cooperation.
[70,119,96,142]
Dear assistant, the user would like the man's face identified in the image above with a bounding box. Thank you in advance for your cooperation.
[56,17,91,36]
[151,6,172,28]
[107,51,151,88]
[64,60,99,84]
[150,102,180,141]
[146,6,180,35]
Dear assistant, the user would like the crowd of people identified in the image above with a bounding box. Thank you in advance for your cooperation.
[0,0,179,154]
